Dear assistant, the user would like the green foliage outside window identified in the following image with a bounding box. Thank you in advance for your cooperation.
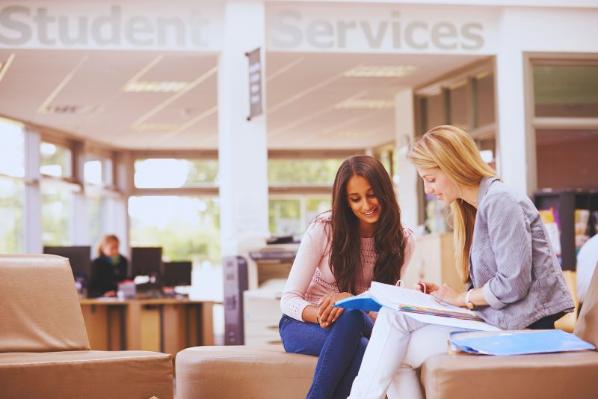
[129,196,221,264]
[40,143,72,178]
[268,159,343,186]
[41,184,73,245]
[187,159,219,185]
[0,177,24,252]
[134,158,218,188]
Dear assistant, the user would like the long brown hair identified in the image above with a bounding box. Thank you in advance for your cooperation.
[408,125,495,283]
[328,155,406,293]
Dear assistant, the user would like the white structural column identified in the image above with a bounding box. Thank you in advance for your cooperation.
[218,1,269,257]
[72,143,89,245]
[495,12,535,195]
[394,89,419,230]
[114,152,133,255]
[24,129,42,253]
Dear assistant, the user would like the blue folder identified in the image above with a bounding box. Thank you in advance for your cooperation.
[449,329,596,356]
[335,294,382,312]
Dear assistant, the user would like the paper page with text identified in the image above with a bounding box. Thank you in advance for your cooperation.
[369,282,500,332]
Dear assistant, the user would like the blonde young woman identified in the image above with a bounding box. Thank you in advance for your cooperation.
[348,125,574,399]
[88,234,128,298]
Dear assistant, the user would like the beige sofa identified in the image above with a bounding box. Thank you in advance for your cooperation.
[0,254,173,399]
[176,267,598,399]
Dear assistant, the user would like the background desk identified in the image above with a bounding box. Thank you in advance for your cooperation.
[80,298,215,355]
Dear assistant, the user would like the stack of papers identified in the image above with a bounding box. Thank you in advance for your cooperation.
[449,329,596,355]
[335,282,500,331]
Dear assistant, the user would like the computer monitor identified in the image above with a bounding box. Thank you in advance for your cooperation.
[131,247,163,278]
[162,261,192,286]
[43,246,92,282]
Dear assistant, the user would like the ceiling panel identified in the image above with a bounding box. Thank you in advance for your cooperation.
[0,48,486,150]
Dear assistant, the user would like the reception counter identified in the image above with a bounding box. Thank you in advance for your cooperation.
[80,298,216,355]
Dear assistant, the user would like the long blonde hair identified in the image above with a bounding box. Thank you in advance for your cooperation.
[96,234,120,257]
[408,125,495,283]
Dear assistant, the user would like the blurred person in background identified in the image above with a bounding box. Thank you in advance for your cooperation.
[88,234,128,298]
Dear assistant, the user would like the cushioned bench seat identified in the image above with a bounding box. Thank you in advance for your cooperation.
[0,350,173,399]
[422,351,598,399]
[176,345,316,399]
[175,266,598,399]
[0,254,174,399]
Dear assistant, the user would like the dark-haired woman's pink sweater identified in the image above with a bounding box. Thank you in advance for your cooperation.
[281,215,415,321]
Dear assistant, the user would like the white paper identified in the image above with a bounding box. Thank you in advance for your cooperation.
[370,282,476,316]
[402,312,500,331]
[369,282,500,331]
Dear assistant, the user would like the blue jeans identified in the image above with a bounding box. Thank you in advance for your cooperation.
[279,310,374,399]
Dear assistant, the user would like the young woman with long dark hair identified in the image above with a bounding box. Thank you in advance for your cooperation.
[279,155,415,399]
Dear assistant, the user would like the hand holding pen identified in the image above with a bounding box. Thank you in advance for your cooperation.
[415,281,439,294]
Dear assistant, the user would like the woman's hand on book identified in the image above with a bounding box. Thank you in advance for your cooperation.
[317,292,353,328]
[367,311,378,322]
[415,281,439,294]
[430,284,464,307]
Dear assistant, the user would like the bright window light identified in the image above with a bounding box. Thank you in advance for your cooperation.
[0,120,24,178]
[40,165,63,177]
[40,142,72,178]
[480,150,494,163]
[41,142,57,156]
[84,160,103,185]
[343,65,417,78]
[134,159,190,188]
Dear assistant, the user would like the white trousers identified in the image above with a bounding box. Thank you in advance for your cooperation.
[348,307,459,399]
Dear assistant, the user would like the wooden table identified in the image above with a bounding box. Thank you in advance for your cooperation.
[80,298,216,355]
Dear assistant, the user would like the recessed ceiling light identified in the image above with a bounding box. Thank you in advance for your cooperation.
[343,65,417,78]
[0,53,15,83]
[124,81,188,93]
[335,98,395,110]
[39,104,100,114]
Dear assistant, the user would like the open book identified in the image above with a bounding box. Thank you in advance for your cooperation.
[449,329,595,355]
[335,282,500,331]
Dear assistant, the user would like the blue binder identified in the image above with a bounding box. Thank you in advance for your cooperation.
[449,329,596,356]
[335,294,382,312]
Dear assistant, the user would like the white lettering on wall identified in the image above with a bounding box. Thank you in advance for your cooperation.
[268,7,495,53]
[0,3,223,50]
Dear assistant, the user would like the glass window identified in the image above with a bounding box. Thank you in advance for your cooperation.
[269,196,331,236]
[306,197,331,223]
[40,142,72,178]
[87,193,103,248]
[476,72,495,127]
[536,128,598,190]
[477,138,496,167]
[0,177,24,252]
[84,159,103,185]
[376,148,395,177]
[269,199,301,236]
[129,196,220,263]
[0,120,24,178]
[449,81,470,130]
[41,182,74,245]
[268,159,343,186]
[134,158,218,188]
[534,64,598,118]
